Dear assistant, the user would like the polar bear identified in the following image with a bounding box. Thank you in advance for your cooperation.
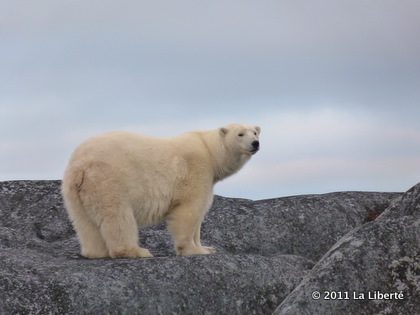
[61,124,260,259]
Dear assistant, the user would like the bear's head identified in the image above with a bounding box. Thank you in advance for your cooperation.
[205,124,261,181]
[219,124,261,157]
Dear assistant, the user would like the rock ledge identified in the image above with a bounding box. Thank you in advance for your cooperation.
[1,180,418,314]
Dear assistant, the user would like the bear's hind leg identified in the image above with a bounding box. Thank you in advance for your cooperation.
[100,209,152,258]
[72,211,109,259]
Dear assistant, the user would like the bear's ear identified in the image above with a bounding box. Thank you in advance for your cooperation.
[219,127,228,136]
[255,126,261,135]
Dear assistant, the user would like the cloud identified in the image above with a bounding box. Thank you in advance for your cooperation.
[1,103,419,199]
[1,1,419,198]
[216,107,420,198]
[2,1,420,119]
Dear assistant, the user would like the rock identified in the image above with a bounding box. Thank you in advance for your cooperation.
[201,191,400,261]
[273,183,420,315]
[0,180,408,314]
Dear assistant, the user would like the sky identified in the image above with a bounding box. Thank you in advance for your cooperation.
[1,0,420,199]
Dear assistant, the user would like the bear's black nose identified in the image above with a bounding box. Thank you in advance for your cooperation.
[252,140,260,150]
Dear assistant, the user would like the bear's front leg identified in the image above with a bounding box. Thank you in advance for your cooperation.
[193,221,216,254]
[166,202,215,256]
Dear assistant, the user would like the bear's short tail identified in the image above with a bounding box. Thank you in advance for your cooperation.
[61,165,86,222]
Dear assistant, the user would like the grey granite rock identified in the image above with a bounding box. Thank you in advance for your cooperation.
[273,183,420,315]
[0,180,410,314]
[200,191,400,261]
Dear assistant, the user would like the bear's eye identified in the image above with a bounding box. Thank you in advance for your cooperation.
[254,132,257,136]
[238,133,244,137]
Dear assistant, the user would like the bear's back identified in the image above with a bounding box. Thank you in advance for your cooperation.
[69,131,172,165]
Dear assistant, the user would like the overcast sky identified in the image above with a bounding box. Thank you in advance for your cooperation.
[1,0,420,199]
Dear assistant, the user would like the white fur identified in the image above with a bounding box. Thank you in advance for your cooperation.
[61,124,260,258]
